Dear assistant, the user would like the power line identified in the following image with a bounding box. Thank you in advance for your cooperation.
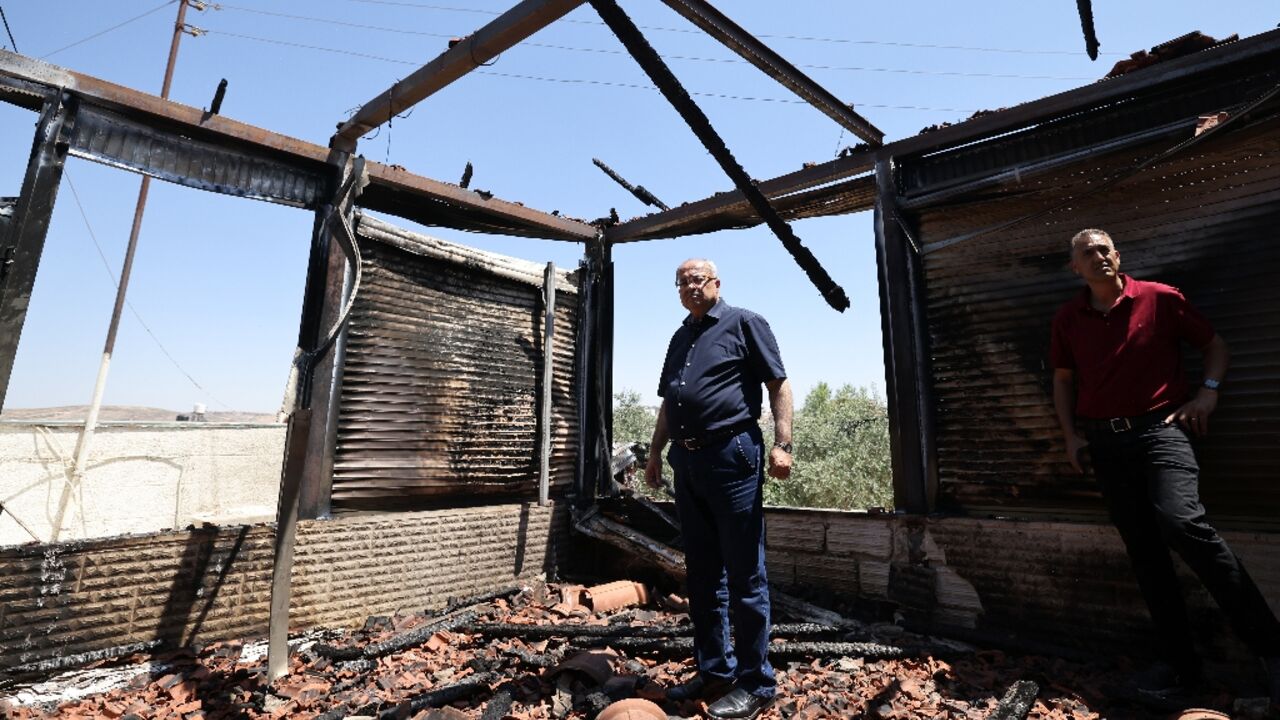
[204,29,981,113]
[0,5,18,52]
[216,5,1093,81]
[333,0,1126,57]
[63,172,234,411]
[40,0,176,59]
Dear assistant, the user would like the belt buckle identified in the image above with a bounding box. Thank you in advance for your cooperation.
[1108,417,1132,433]
[680,438,701,450]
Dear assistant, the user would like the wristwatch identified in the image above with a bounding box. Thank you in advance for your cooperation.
[773,441,793,454]
[1202,378,1221,391]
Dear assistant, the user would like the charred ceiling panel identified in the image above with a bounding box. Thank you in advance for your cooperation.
[330,215,580,512]
[68,106,325,208]
[900,59,1280,200]
[911,112,1280,527]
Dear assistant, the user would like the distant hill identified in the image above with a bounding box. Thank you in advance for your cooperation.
[0,405,280,424]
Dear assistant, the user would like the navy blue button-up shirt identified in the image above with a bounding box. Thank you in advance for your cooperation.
[657,299,786,440]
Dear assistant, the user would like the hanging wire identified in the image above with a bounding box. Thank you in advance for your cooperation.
[201,30,981,113]
[40,0,176,58]
[63,173,234,411]
[333,0,1126,56]
[209,7,1096,81]
[0,4,19,51]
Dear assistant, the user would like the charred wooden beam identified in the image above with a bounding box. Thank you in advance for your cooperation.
[991,680,1040,720]
[656,0,881,145]
[480,681,519,720]
[1076,0,1099,61]
[770,591,866,631]
[333,0,585,145]
[581,636,909,660]
[592,158,669,211]
[469,621,840,641]
[375,673,499,719]
[364,609,481,660]
[446,585,522,613]
[573,505,686,579]
[589,0,849,311]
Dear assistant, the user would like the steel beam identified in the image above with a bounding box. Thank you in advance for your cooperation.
[333,0,586,146]
[873,158,934,513]
[607,150,875,242]
[0,92,75,412]
[538,262,556,507]
[0,50,595,242]
[657,0,882,145]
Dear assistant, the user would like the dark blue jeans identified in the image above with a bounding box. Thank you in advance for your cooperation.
[1088,420,1280,676]
[668,426,776,698]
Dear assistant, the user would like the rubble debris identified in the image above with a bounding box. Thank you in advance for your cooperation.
[0,578,1242,719]
[596,697,666,720]
[584,580,649,613]
[1105,32,1239,78]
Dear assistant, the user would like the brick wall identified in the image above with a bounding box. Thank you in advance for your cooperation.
[0,502,568,671]
[765,508,1280,675]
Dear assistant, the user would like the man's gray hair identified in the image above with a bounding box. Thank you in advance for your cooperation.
[1070,228,1112,252]
[681,258,718,277]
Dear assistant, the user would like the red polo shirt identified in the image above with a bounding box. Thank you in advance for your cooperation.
[1050,274,1215,419]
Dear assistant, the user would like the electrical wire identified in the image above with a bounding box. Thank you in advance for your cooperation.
[204,29,980,113]
[215,4,1095,81]
[3,6,233,412]
[0,5,19,52]
[334,0,1127,56]
[63,172,234,411]
[40,0,176,59]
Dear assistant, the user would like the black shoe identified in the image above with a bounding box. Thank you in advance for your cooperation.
[665,674,733,703]
[706,688,774,720]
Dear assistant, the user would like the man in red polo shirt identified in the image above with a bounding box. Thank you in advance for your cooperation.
[1051,229,1279,704]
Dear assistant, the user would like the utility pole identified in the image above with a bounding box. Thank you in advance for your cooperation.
[59,0,194,539]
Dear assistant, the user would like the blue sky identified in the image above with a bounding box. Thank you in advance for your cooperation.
[0,1,1274,413]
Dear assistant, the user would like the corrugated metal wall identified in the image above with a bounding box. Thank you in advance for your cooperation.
[914,113,1280,526]
[330,216,580,511]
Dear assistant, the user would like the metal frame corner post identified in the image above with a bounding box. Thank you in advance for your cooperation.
[873,157,936,514]
[572,234,613,505]
[0,91,76,412]
[268,150,360,681]
[538,261,557,507]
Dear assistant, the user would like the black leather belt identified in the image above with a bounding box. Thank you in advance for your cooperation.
[1081,409,1169,435]
[675,421,757,450]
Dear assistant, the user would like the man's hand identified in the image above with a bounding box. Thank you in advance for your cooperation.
[767,446,792,480]
[1165,388,1219,437]
[1065,433,1089,474]
[644,455,664,488]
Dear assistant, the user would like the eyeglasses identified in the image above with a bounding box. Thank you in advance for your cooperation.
[674,275,716,289]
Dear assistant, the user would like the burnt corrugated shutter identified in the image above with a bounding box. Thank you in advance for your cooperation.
[330,215,580,512]
[914,114,1280,527]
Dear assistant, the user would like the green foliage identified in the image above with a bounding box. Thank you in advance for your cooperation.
[612,389,657,444]
[610,383,892,511]
[763,383,892,511]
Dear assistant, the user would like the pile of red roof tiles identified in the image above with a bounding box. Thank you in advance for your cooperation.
[0,579,1247,719]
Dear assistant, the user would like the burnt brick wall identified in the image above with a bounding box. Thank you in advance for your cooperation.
[0,502,569,671]
[765,509,1279,677]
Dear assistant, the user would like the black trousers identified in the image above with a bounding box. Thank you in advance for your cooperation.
[1088,420,1280,676]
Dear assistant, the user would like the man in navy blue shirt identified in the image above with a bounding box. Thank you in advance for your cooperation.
[644,258,793,720]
